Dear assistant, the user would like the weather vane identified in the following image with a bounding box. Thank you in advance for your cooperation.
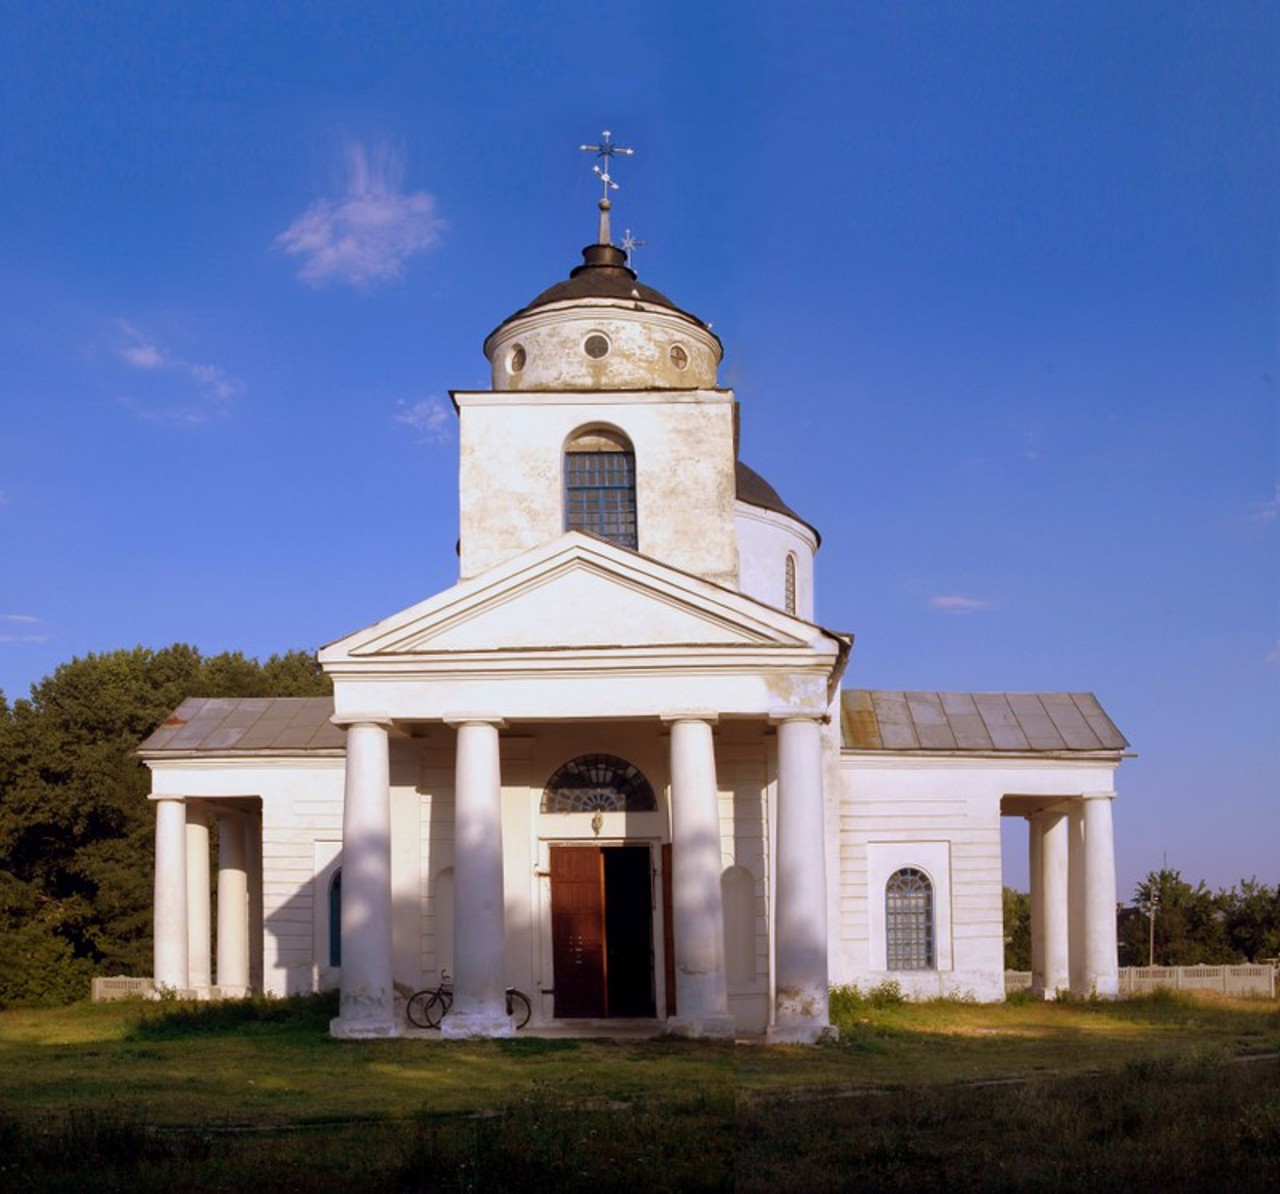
[579,130,634,245]
[620,228,647,268]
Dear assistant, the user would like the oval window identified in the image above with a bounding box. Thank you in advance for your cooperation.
[509,344,526,373]
[670,344,689,369]
[584,333,610,359]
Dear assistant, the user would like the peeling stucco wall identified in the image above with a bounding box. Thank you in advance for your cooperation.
[457,391,740,587]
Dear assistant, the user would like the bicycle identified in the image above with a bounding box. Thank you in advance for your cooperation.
[405,971,532,1030]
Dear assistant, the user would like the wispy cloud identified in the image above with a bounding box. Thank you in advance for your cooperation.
[0,613,53,643]
[112,320,242,424]
[277,142,447,290]
[1250,485,1279,525]
[1265,642,1280,667]
[393,397,452,444]
[929,594,993,614]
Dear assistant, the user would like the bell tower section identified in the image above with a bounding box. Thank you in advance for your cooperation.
[455,234,739,588]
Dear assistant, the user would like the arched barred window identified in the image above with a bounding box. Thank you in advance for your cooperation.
[784,552,797,615]
[564,428,637,549]
[541,754,656,813]
[885,867,934,970]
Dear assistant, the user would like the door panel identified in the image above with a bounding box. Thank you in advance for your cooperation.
[550,846,606,1018]
[604,846,656,1017]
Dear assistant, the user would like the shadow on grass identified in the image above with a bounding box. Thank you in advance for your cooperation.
[5,1054,1276,1191]
[127,991,339,1040]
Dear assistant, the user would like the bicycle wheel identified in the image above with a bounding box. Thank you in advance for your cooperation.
[506,988,532,1030]
[424,992,450,1028]
[405,990,442,1030]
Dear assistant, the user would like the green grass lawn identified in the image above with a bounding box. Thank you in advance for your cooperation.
[1,989,1277,1190]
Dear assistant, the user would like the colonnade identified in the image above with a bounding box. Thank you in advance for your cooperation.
[1027,793,1119,998]
[327,712,836,1042]
[152,801,262,995]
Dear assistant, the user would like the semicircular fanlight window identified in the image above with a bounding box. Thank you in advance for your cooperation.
[541,754,657,814]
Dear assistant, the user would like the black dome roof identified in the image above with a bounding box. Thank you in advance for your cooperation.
[735,461,821,545]
[489,243,714,341]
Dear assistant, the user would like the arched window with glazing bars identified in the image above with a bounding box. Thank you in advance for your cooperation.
[885,867,934,970]
[564,428,638,549]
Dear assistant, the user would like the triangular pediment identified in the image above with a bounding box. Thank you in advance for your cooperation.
[321,533,828,661]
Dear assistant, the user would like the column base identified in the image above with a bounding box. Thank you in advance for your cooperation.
[767,1022,839,1045]
[440,1010,515,1040]
[665,1015,736,1040]
[330,1016,401,1040]
[213,985,251,999]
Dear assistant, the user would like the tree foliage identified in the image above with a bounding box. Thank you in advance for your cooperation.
[1007,869,1279,971]
[1119,868,1279,967]
[1002,886,1032,970]
[0,645,329,1007]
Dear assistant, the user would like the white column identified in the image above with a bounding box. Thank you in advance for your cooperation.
[1068,804,1087,996]
[330,718,400,1038]
[216,813,250,996]
[769,715,835,1043]
[665,716,734,1039]
[1040,810,1070,998]
[1028,815,1044,995]
[186,805,211,993]
[153,797,189,992]
[442,718,512,1038]
[1082,792,1120,998]
[246,812,264,993]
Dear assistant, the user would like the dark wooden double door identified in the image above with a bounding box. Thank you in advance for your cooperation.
[549,844,660,1019]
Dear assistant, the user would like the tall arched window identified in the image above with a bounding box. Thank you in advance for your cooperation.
[885,867,934,970]
[784,553,797,615]
[564,429,637,549]
[328,869,342,968]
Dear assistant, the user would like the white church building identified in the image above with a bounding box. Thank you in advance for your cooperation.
[141,168,1128,1041]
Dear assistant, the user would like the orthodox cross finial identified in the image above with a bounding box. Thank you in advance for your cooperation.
[578,129,634,245]
[620,228,647,268]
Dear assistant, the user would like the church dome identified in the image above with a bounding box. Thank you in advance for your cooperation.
[483,242,723,392]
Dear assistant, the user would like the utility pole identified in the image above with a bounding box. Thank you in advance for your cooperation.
[1148,890,1160,966]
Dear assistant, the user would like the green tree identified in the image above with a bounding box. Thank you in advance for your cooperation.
[1219,878,1280,963]
[0,645,329,1006]
[1124,868,1235,966]
[1002,887,1032,970]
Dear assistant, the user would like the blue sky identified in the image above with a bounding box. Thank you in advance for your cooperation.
[1,2,1275,896]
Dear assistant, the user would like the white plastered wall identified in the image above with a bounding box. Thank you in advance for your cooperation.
[735,502,816,620]
[455,391,739,588]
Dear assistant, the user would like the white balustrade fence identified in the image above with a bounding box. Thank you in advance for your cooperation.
[1004,965,1276,999]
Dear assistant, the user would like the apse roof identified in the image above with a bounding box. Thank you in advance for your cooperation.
[840,690,1129,754]
[139,696,344,754]
[735,461,820,543]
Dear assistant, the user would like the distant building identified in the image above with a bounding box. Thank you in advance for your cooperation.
[141,199,1128,1039]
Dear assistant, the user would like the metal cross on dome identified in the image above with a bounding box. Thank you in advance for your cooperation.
[579,130,634,244]
[620,228,647,267]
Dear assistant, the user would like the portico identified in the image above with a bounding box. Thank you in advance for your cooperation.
[318,534,847,1040]
[151,794,263,997]
[1020,792,1119,998]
